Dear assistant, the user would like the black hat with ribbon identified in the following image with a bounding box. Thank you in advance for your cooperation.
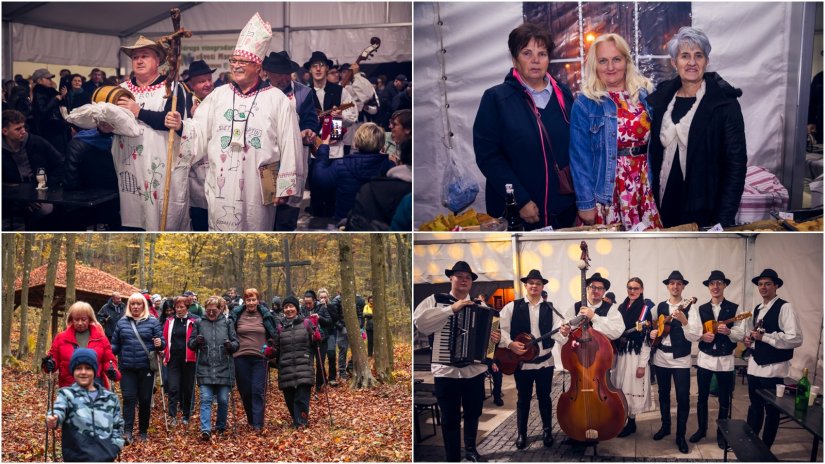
[585,272,611,290]
[703,270,731,287]
[263,51,300,75]
[751,268,783,288]
[520,269,548,285]
[662,270,689,286]
[184,60,216,82]
[303,51,334,69]
[445,261,478,281]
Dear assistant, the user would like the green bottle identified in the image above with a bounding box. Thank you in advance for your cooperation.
[795,367,810,412]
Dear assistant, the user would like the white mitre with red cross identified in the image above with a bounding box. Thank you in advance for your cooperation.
[234,13,272,64]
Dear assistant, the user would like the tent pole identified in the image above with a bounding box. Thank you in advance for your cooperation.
[283,2,290,55]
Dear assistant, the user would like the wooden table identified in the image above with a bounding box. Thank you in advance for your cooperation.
[756,388,822,461]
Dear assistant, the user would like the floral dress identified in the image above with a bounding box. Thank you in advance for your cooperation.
[595,91,663,230]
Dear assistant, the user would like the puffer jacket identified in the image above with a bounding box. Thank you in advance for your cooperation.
[48,324,120,389]
[52,381,125,461]
[188,314,239,386]
[274,316,316,390]
[163,315,198,364]
[228,304,278,341]
[110,316,164,370]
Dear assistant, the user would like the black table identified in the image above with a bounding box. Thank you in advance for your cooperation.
[756,388,822,461]
[3,183,118,230]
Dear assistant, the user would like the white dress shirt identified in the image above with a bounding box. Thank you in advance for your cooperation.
[498,297,567,370]
[745,296,803,379]
[571,299,625,341]
[652,298,702,369]
[696,300,746,372]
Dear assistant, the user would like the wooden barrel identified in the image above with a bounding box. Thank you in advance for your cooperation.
[92,86,134,104]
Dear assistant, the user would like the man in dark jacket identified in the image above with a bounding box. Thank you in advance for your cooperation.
[30,68,70,155]
[189,299,239,441]
[97,292,125,341]
[263,51,321,231]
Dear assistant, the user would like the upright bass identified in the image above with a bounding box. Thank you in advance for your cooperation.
[557,241,627,442]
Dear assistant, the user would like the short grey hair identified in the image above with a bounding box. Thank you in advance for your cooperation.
[667,27,711,60]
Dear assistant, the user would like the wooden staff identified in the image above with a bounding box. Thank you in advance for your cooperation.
[159,8,191,231]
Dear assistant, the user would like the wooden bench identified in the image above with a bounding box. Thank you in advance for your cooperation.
[717,419,778,462]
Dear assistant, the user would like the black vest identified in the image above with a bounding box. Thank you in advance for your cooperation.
[510,299,554,350]
[316,82,344,112]
[575,300,613,317]
[698,300,739,357]
[753,298,794,366]
[656,302,692,359]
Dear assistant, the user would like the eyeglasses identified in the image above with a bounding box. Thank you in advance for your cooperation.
[228,58,255,67]
[626,286,642,291]
[587,285,605,292]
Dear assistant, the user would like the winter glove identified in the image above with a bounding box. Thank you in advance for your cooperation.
[223,339,232,351]
[106,361,118,381]
[263,346,276,359]
[196,335,206,347]
[309,313,319,326]
[41,355,56,374]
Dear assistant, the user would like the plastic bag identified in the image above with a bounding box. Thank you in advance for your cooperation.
[441,155,479,213]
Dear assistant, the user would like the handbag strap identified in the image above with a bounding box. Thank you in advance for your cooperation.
[129,319,153,359]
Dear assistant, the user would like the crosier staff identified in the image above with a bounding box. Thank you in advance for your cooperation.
[158,8,192,231]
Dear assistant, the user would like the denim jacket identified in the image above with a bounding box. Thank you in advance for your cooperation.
[569,88,653,211]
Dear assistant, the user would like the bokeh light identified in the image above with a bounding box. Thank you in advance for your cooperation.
[595,239,612,255]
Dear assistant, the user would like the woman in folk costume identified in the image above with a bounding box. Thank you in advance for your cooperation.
[165,13,302,231]
[112,36,190,230]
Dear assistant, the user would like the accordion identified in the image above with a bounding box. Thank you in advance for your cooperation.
[430,294,493,367]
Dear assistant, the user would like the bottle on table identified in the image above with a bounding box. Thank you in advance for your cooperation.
[504,183,525,231]
[795,367,810,412]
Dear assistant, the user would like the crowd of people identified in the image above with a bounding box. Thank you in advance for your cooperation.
[415,260,802,462]
[474,24,746,231]
[3,13,412,231]
[42,285,377,460]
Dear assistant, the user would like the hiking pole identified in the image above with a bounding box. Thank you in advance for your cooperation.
[315,343,334,428]
[156,352,169,434]
[263,357,269,429]
[189,348,200,431]
[44,370,53,461]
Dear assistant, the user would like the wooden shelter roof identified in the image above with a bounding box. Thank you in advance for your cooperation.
[13,262,138,309]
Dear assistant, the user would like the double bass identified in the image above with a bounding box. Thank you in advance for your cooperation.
[557,241,627,442]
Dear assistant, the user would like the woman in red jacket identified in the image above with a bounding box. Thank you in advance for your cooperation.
[47,301,121,389]
[162,296,198,426]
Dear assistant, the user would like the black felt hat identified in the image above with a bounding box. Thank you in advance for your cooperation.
[703,270,731,287]
[520,269,548,285]
[445,261,478,281]
[662,270,689,286]
[263,51,299,74]
[184,60,216,82]
[751,268,783,288]
[585,272,611,290]
[303,51,334,69]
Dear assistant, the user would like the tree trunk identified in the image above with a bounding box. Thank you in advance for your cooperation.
[395,234,411,309]
[138,234,146,290]
[19,234,33,356]
[65,234,77,308]
[32,234,62,371]
[83,234,93,263]
[2,234,17,361]
[370,235,394,383]
[148,234,156,291]
[338,235,376,389]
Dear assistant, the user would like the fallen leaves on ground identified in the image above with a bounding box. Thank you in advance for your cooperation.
[2,344,412,462]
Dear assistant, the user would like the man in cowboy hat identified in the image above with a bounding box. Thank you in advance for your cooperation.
[743,268,802,450]
[182,59,217,231]
[262,50,321,231]
[649,270,701,454]
[303,50,358,221]
[108,35,190,231]
[165,13,302,231]
[413,261,501,462]
[692,270,746,448]
[498,269,571,450]
[573,272,624,340]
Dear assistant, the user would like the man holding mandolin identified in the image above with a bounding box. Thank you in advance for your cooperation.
[497,269,571,450]
[649,270,701,454]
[413,261,501,462]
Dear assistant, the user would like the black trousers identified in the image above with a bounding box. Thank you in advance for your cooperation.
[282,384,312,427]
[484,357,503,399]
[120,368,155,434]
[654,365,691,437]
[434,373,485,462]
[515,366,553,429]
[696,367,734,432]
[747,375,783,448]
[311,342,326,388]
[167,353,196,419]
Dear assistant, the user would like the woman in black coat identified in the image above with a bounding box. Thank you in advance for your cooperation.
[647,27,747,228]
[273,296,319,428]
[473,23,576,230]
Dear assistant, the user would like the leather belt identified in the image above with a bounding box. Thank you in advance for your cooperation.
[618,144,648,156]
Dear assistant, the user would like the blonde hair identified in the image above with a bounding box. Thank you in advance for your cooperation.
[353,122,386,154]
[317,287,329,299]
[65,301,101,329]
[204,296,226,311]
[580,34,653,106]
[126,292,150,321]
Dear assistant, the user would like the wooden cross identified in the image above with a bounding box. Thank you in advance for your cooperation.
[263,237,312,297]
